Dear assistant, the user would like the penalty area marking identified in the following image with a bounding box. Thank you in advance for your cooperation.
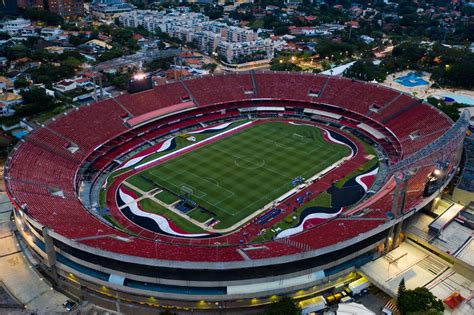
[169,171,236,208]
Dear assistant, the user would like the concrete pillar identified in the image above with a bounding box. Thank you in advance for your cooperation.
[384,225,394,253]
[399,174,410,215]
[42,227,58,280]
[391,174,403,216]
[393,222,403,248]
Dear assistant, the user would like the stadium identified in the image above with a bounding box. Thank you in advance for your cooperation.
[5,72,469,313]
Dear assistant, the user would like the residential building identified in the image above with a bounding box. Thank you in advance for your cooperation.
[91,0,136,21]
[40,28,64,41]
[119,9,276,62]
[1,18,31,36]
[218,38,274,63]
[0,91,22,116]
[194,31,221,53]
[84,39,113,51]
[47,0,84,18]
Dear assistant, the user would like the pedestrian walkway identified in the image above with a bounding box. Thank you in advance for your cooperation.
[360,241,473,315]
[0,193,69,314]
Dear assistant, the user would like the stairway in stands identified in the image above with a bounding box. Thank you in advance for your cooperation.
[250,71,259,96]
[180,80,200,106]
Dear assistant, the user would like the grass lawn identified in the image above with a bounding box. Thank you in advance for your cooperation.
[334,158,379,189]
[187,208,215,223]
[139,198,206,234]
[103,215,139,236]
[114,120,250,174]
[253,191,333,242]
[127,175,156,192]
[99,189,107,209]
[154,190,179,204]
[126,121,351,230]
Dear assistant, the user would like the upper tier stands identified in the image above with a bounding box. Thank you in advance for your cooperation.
[371,93,416,122]
[6,72,455,262]
[26,127,85,163]
[184,74,255,105]
[254,72,327,101]
[384,104,452,156]
[116,81,190,116]
[318,77,398,116]
[9,141,78,192]
[47,99,129,153]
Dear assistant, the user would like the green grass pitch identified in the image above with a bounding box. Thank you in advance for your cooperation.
[126,121,351,230]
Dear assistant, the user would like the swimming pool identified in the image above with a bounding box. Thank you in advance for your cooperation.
[11,130,28,139]
[395,72,429,87]
[438,93,474,106]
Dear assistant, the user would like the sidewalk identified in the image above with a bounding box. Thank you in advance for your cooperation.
[0,193,69,314]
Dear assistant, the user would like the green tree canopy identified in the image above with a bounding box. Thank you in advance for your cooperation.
[397,286,444,315]
[344,59,388,82]
[16,88,58,117]
[23,9,63,25]
[263,296,301,315]
[145,57,173,72]
[202,63,217,73]
[13,76,29,89]
[270,58,302,72]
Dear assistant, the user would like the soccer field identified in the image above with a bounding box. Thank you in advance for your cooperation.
[126,121,351,229]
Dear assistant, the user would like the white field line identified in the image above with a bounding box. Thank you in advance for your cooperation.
[135,121,254,170]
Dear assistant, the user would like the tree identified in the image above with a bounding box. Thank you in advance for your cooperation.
[270,58,302,72]
[398,278,406,301]
[23,9,63,25]
[397,287,444,315]
[61,57,82,70]
[202,63,217,73]
[68,34,89,46]
[2,44,29,61]
[0,32,10,40]
[98,48,124,62]
[14,77,29,89]
[31,49,54,63]
[344,59,388,82]
[145,57,173,72]
[28,64,76,86]
[391,42,427,66]
[426,97,465,121]
[203,5,224,20]
[316,40,355,60]
[16,88,58,117]
[106,72,132,90]
[263,296,301,315]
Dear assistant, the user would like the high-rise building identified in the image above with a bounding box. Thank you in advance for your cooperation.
[47,0,84,18]
[16,0,45,10]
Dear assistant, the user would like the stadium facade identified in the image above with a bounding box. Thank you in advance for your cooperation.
[5,72,469,313]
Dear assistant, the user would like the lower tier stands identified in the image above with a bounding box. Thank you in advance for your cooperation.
[6,72,456,263]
